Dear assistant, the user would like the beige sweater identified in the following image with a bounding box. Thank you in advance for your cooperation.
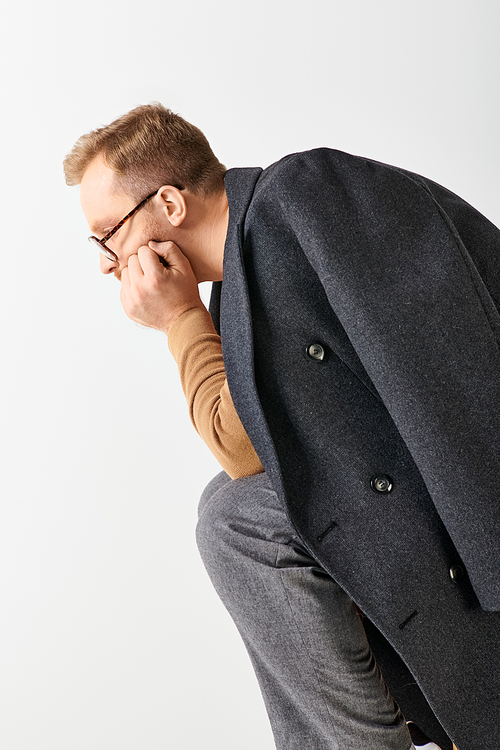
[168,307,264,479]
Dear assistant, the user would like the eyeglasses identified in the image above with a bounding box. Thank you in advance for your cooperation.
[88,183,185,262]
[88,191,158,262]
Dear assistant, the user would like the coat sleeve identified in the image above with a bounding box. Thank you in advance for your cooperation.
[270,149,500,610]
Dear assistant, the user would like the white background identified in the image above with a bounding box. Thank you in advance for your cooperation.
[1,1,499,748]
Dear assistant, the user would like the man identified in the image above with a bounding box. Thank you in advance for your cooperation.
[64,103,500,750]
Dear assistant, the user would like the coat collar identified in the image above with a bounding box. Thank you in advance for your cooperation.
[209,167,262,333]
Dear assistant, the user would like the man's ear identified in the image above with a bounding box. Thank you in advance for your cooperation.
[156,186,187,227]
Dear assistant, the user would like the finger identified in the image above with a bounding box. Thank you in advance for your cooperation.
[121,265,130,290]
[126,253,144,282]
[120,268,130,308]
[148,240,182,266]
[137,245,166,276]
[149,241,194,276]
[148,239,177,256]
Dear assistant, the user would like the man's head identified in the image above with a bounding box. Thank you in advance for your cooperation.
[64,103,227,280]
[64,102,226,201]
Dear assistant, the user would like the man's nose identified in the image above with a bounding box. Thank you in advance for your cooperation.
[99,253,117,275]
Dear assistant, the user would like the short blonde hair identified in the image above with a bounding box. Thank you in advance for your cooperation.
[63,103,226,199]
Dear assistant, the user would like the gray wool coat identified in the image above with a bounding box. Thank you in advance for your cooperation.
[209,149,500,750]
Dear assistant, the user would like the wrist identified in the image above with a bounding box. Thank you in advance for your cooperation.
[163,303,207,335]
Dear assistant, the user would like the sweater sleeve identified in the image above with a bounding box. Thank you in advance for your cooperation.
[168,307,264,479]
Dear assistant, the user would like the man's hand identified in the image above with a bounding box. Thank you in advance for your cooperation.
[120,241,205,334]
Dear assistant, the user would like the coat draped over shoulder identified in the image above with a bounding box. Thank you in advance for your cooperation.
[211,149,500,750]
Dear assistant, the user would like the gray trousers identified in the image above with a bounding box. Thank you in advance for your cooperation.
[196,471,414,750]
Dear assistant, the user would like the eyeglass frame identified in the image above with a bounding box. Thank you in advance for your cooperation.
[88,184,183,262]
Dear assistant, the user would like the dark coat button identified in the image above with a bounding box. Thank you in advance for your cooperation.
[449,565,465,583]
[307,343,325,361]
[370,474,393,493]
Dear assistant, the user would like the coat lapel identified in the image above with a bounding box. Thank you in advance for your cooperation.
[213,168,286,490]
